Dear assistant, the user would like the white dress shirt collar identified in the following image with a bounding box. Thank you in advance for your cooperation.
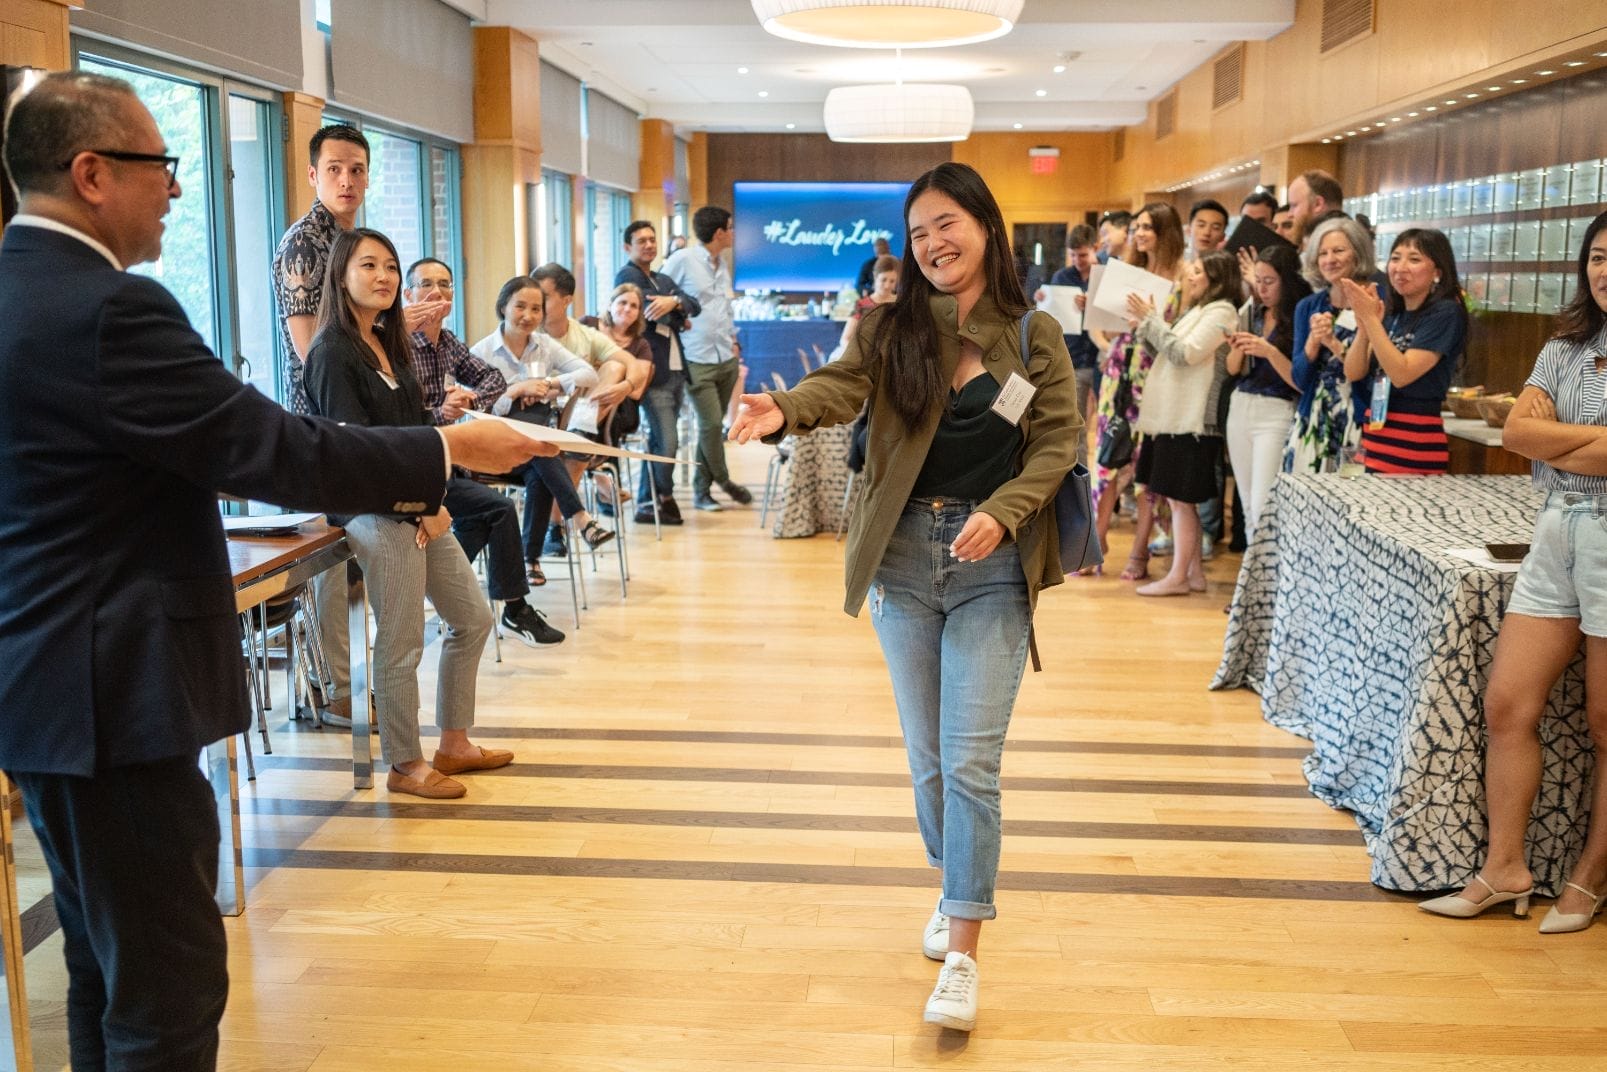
[8,214,123,270]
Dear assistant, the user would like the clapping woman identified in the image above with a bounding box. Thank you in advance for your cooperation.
[1284,217,1376,474]
[729,162,1081,1032]
[305,230,512,798]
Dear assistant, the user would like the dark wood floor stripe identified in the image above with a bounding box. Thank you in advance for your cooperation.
[243,797,1361,845]
[239,846,1396,903]
[455,726,1313,759]
[252,757,1310,797]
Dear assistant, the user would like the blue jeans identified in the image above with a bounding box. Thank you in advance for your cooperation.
[637,375,685,502]
[869,499,1032,921]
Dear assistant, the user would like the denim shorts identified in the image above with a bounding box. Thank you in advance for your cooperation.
[1505,491,1607,638]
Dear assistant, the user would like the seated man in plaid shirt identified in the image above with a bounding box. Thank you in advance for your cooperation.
[405,257,564,647]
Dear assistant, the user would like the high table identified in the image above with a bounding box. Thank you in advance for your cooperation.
[1213,473,1589,896]
[772,423,861,539]
[734,319,845,391]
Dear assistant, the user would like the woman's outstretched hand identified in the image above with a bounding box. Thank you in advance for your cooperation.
[950,512,1005,562]
[729,393,784,444]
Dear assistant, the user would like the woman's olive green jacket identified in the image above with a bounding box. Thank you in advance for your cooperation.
[766,291,1084,617]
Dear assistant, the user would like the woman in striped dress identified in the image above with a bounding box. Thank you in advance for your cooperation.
[1340,228,1467,474]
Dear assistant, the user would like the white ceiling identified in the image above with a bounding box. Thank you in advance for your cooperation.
[482,0,1295,134]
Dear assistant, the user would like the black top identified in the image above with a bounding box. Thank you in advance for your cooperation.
[614,261,701,382]
[305,326,429,525]
[909,373,1023,501]
[1235,304,1300,401]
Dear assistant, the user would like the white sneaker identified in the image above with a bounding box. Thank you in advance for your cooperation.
[923,951,978,1031]
[921,901,949,960]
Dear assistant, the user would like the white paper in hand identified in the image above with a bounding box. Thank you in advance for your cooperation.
[1089,258,1175,329]
[462,410,676,463]
[1081,265,1130,334]
[1036,285,1084,335]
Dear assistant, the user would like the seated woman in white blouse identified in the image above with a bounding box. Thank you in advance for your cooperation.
[470,276,612,586]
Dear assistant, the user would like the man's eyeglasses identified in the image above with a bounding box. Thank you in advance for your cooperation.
[58,149,180,186]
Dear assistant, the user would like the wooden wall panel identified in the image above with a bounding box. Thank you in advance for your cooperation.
[0,0,68,71]
[951,132,1117,233]
[1339,69,1607,393]
[704,133,949,214]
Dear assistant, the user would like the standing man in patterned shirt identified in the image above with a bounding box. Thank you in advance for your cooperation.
[404,257,565,646]
[271,124,370,724]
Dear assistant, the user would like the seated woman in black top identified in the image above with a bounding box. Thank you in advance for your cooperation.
[305,229,511,800]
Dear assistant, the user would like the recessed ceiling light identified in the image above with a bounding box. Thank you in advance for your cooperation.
[1425,105,1437,111]
[1322,138,1332,144]
[1565,61,1585,67]
[1444,99,1457,105]
[1390,116,1402,122]
[1034,88,1047,97]
[1053,64,1066,73]
[1510,78,1527,84]
[1408,111,1419,116]
[1537,69,1556,75]
[1012,122,1023,129]
[757,90,769,97]
[1596,52,1607,58]
[1375,122,1387,128]
[1346,130,1358,136]
[737,66,749,74]
[1487,86,1501,91]
[1465,92,1479,98]
[785,122,796,129]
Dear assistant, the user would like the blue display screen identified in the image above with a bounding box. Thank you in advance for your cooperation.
[732,181,908,292]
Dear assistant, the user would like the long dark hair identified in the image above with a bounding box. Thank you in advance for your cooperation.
[1254,244,1312,357]
[1194,250,1242,310]
[1386,228,1467,337]
[1556,210,1607,344]
[1127,202,1185,277]
[495,274,543,322]
[317,228,410,374]
[871,162,1027,432]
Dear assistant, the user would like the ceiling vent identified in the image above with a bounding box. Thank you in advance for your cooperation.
[1212,44,1245,110]
[1320,0,1375,53]
[1155,90,1176,140]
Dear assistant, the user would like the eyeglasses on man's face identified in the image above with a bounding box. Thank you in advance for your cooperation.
[58,149,180,186]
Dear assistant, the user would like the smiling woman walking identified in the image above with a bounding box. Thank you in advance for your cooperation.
[730,162,1082,1032]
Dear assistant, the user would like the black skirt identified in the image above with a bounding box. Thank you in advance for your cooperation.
[1135,433,1221,504]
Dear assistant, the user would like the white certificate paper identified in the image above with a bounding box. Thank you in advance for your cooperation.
[462,410,676,463]
[1080,265,1131,334]
[1088,258,1176,330]
[1036,285,1084,335]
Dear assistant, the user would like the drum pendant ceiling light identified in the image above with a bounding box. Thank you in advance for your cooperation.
[823,82,974,142]
[751,0,1023,49]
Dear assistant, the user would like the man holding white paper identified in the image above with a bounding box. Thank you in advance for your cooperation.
[1039,223,1101,457]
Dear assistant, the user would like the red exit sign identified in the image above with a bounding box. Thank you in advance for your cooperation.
[1028,145,1060,175]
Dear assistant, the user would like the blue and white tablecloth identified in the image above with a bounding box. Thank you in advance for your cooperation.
[1214,473,1591,895]
[772,423,861,539]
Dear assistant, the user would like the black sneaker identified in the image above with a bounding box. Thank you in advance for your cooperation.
[719,480,754,505]
[693,491,723,512]
[657,498,684,525]
[579,520,615,549]
[501,604,564,646]
[542,523,567,558]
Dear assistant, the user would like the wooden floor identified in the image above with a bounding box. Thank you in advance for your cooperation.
[13,442,1607,1070]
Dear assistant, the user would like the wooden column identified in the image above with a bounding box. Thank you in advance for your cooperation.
[462,25,542,343]
[0,0,71,70]
[634,117,676,239]
[1259,142,1341,201]
[281,91,326,223]
[688,131,709,211]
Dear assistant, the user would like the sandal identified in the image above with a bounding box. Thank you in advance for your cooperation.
[1119,553,1149,581]
[525,562,547,587]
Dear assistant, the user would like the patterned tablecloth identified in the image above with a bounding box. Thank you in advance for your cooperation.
[772,423,862,539]
[1213,473,1590,896]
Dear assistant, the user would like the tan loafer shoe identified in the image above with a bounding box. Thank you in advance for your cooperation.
[431,747,514,776]
[386,767,466,799]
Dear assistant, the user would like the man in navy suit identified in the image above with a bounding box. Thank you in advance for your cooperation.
[0,72,553,1070]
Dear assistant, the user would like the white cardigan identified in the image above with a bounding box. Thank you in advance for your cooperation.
[1134,299,1236,437]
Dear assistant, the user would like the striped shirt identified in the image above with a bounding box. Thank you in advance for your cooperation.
[1525,325,1607,493]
